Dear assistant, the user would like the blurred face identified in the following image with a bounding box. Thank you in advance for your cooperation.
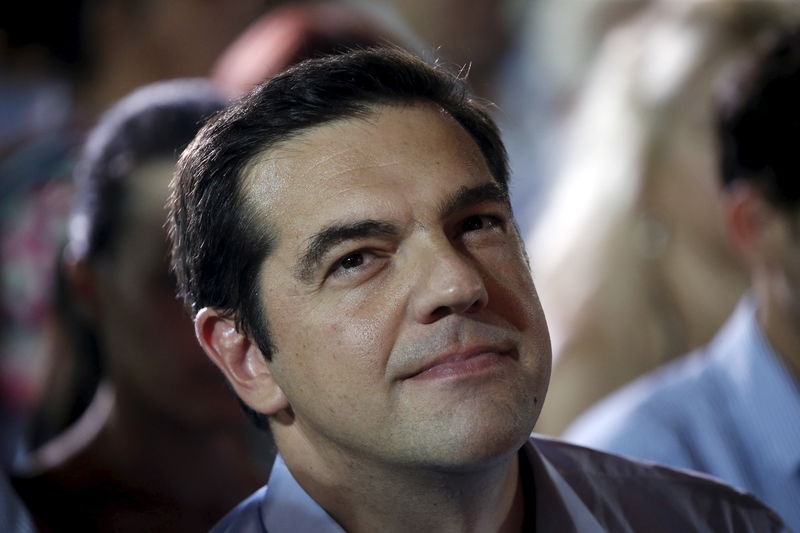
[246,104,550,470]
[93,158,240,425]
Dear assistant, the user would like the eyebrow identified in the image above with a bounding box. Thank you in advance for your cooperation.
[294,182,509,283]
[438,182,510,220]
[296,220,398,282]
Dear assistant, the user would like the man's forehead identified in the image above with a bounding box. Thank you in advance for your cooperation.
[238,103,492,214]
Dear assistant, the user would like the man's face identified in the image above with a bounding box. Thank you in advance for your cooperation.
[244,104,550,470]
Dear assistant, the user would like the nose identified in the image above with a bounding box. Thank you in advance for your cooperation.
[409,243,489,324]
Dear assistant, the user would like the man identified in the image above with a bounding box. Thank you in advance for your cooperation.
[565,26,800,531]
[169,47,787,532]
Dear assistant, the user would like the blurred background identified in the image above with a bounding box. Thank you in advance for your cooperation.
[1,0,799,529]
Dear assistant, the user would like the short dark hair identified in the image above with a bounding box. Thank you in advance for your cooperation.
[718,24,800,211]
[169,46,509,363]
[70,78,225,262]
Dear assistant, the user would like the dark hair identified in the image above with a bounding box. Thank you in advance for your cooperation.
[69,79,225,262]
[718,24,800,211]
[169,46,509,364]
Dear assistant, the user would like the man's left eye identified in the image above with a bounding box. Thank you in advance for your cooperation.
[462,214,500,232]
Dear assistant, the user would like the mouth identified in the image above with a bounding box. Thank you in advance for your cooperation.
[403,344,516,381]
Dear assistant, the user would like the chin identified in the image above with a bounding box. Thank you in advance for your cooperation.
[406,400,539,473]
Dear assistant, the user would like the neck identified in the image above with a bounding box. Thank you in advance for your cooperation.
[754,278,800,381]
[277,427,525,533]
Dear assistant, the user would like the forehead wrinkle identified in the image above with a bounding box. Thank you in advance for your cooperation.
[299,147,355,175]
[303,160,406,194]
[243,133,401,205]
[239,102,478,219]
[288,132,406,184]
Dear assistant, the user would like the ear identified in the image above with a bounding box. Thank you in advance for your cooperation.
[194,307,289,416]
[725,184,784,268]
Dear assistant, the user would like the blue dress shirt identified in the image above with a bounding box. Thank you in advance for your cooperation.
[566,297,800,531]
[212,455,344,533]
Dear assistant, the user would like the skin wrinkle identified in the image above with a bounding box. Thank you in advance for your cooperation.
[242,112,393,196]
[241,103,485,220]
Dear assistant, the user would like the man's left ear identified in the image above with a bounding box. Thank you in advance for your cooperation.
[194,307,289,416]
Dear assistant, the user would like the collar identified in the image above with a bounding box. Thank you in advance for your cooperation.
[261,455,345,533]
[523,439,606,533]
[259,440,606,533]
[708,296,800,473]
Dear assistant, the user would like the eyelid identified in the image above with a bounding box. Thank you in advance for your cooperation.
[473,213,503,224]
[326,249,368,277]
[457,208,509,232]
[324,247,388,282]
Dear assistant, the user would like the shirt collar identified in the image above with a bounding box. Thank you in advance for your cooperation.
[261,455,345,533]
[262,440,606,533]
[709,296,800,472]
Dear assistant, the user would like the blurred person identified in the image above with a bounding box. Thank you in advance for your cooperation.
[519,0,654,228]
[10,79,272,532]
[565,23,800,530]
[171,47,785,533]
[526,0,798,436]
[0,0,270,447]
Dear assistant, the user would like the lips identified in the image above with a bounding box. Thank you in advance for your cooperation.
[402,344,515,381]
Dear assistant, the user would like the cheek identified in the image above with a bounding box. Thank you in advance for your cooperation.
[269,285,403,392]
[325,313,395,372]
[330,277,410,365]
[481,246,542,329]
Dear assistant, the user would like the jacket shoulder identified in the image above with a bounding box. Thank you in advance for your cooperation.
[531,436,787,532]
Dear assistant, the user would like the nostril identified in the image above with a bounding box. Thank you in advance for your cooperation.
[466,297,483,313]
[430,306,451,321]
